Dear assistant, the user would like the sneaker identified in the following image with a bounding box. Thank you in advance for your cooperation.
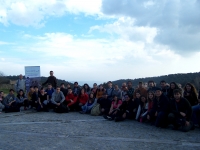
[103,115,108,119]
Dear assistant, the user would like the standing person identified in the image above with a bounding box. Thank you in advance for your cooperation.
[149,88,169,128]
[60,83,68,97]
[73,82,81,96]
[168,89,192,132]
[112,85,122,100]
[3,89,20,113]
[183,83,198,106]
[167,82,182,99]
[16,89,29,110]
[25,77,31,95]
[15,74,25,93]
[147,80,157,93]
[160,80,169,96]
[42,71,57,89]
[127,81,134,99]
[133,82,147,99]
[121,82,128,101]
[51,87,68,113]
[91,83,98,98]
[106,81,114,101]
[0,91,5,113]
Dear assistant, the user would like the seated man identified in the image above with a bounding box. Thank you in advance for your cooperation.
[31,86,40,108]
[45,83,54,100]
[149,87,169,128]
[3,89,20,113]
[113,94,135,122]
[51,87,68,113]
[98,93,112,115]
[168,89,193,131]
[38,87,49,112]
[65,88,77,110]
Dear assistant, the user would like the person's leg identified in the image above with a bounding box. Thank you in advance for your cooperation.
[192,105,200,125]
[155,111,167,128]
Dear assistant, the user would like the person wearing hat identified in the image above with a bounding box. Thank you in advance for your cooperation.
[149,87,169,127]
[168,89,193,131]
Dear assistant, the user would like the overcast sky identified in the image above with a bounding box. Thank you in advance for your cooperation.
[0,0,200,85]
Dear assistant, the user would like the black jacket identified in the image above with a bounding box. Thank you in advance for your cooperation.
[169,97,192,121]
[184,91,198,106]
[150,93,169,115]
[119,100,134,114]
[43,76,57,88]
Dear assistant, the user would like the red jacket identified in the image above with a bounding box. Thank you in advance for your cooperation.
[65,93,77,107]
[78,93,89,105]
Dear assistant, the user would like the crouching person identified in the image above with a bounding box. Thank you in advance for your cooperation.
[16,89,29,110]
[149,88,169,128]
[168,89,193,132]
[51,87,68,113]
[113,94,134,122]
[4,89,20,113]
[37,87,49,112]
[80,93,96,114]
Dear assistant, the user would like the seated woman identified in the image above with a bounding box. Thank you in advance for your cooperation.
[112,94,135,122]
[37,87,49,112]
[16,89,29,110]
[103,95,122,120]
[77,88,89,111]
[65,88,78,111]
[135,96,148,122]
[0,91,5,113]
[80,93,96,114]
[132,92,141,118]
[96,84,105,100]
[141,91,154,123]
[4,89,20,113]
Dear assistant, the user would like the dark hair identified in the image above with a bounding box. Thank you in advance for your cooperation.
[139,81,143,84]
[40,87,44,90]
[50,71,53,73]
[74,82,78,84]
[9,89,14,92]
[184,83,198,97]
[60,83,65,86]
[169,82,179,89]
[93,83,97,86]
[34,86,38,88]
[30,86,33,88]
[147,91,155,102]
[148,80,154,84]
[17,89,25,98]
[68,88,72,90]
[107,81,112,84]
[173,89,182,95]
[83,83,91,92]
[127,80,132,84]
[160,80,166,84]
[48,83,52,86]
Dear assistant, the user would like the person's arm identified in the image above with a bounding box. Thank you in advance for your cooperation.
[42,77,49,86]
[54,77,57,88]
[51,93,57,104]
[185,99,192,121]
[109,103,114,114]
[117,100,122,108]
[60,92,65,103]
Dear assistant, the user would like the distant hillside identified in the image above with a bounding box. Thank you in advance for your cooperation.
[0,75,74,87]
[102,72,200,90]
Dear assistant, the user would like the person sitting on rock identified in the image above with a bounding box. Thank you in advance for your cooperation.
[168,89,193,132]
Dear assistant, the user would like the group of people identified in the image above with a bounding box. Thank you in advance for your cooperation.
[0,71,200,132]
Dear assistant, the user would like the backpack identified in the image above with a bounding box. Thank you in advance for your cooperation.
[91,103,101,116]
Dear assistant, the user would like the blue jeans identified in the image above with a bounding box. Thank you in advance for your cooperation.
[192,104,200,125]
